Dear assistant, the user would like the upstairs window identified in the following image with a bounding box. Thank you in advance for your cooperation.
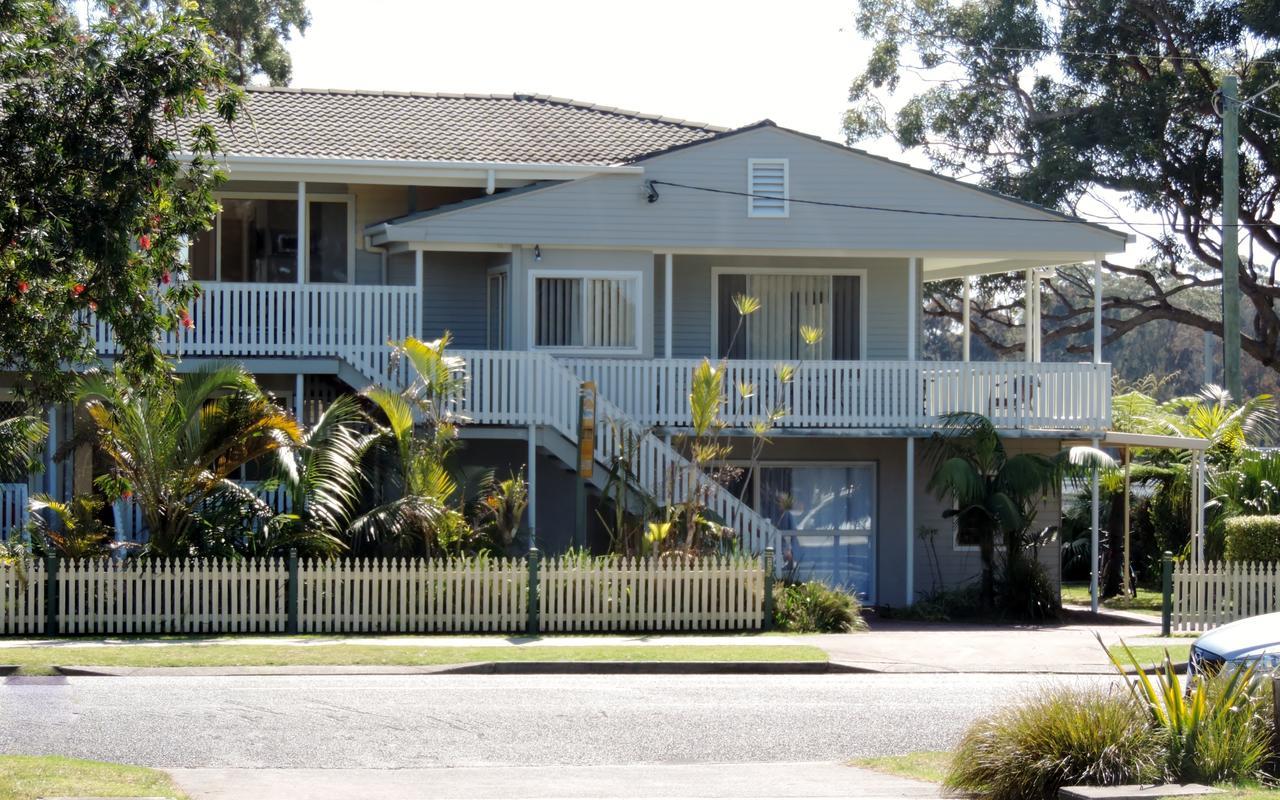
[187,194,353,283]
[715,270,862,360]
[531,271,642,353]
[747,158,789,218]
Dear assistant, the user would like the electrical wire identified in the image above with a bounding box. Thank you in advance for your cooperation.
[974,43,1280,67]
[646,180,1273,229]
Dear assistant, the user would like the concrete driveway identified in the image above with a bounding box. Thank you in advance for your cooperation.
[809,612,1173,674]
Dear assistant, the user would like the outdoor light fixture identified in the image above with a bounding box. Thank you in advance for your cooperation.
[534,244,542,261]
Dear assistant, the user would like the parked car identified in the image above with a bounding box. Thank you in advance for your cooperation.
[1189,612,1280,675]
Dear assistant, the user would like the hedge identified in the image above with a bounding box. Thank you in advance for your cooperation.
[1223,515,1280,562]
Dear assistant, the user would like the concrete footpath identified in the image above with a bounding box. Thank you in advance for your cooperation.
[0,609,1187,676]
[167,761,953,799]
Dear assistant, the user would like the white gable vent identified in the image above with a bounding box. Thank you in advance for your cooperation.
[747,158,789,218]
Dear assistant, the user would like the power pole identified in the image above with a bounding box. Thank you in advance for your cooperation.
[1222,75,1243,399]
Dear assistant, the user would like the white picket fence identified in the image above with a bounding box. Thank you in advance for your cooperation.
[297,557,528,633]
[55,558,290,635]
[0,555,768,635]
[1171,560,1280,632]
[540,556,767,632]
[0,560,44,635]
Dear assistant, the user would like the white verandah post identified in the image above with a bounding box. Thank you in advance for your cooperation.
[296,181,306,352]
[961,276,971,362]
[1025,268,1035,363]
[1090,435,1101,613]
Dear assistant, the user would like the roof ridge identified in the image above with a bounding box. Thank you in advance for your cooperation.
[242,86,730,132]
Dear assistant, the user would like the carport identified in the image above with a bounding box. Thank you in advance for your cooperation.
[1067,431,1211,612]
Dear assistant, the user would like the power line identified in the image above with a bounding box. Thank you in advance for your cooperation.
[646,180,1273,229]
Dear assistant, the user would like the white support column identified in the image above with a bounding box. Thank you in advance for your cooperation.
[1032,271,1043,362]
[961,276,971,362]
[664,253,673,359]
[905,437,915,607]
[295,373,305,425]
[296,181,307,284]
[1092,258,1103,364]
[1025,268,1035,363]
[907,257,919,360]
[414,249,425,341]
[1090,435,1101,613]
[296,181,307,352]
[527,423,537,549]
[1193,453,1206,565]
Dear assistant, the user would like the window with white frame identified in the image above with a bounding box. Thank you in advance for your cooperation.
[728,463,877,601]
[187,194,354,283]
[747,158,789,217]
[715,270,862,360]
[531,271,642,352]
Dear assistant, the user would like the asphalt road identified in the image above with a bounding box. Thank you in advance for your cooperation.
[0,672,1117,770]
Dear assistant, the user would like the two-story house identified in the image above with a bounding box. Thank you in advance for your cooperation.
[11,88,1129,607]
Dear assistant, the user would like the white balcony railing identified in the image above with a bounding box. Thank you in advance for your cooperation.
[559,358,1111,432]
[95,282,420,384]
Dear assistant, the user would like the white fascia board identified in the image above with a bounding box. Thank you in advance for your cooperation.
[924,256,1101,280]
[202,155,643,185]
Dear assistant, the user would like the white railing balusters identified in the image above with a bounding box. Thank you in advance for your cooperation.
[96,282,420,387]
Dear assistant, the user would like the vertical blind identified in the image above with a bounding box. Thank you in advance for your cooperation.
[535,275,638,350]
[718,273,860,360]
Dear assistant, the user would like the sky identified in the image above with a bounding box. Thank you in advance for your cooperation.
[287,0,869,148]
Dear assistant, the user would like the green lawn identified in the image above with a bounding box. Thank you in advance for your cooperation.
[1061,582,1164,616]
[0,643,827,675]
[0,755,186,800]
[850,751,952,784]
[1107,642,1192,666]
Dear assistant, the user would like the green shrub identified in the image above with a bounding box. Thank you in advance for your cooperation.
[1223,515,1280,562]
[944,686,1164,800]
[1109,642,1275,785]
[772,581,866,633]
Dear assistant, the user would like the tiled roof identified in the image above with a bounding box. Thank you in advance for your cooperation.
[199,88,727,165]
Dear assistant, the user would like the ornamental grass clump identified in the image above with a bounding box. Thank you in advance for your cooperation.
[772,581,867,633]
[944,686,1164,800]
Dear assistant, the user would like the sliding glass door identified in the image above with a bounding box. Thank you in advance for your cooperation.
[716,271,862,360]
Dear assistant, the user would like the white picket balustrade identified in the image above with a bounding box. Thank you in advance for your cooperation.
[1171,560,1280,632]
[94,282,420,385]
[0,483,28,539]
[539,555,766,632]
[0,560,44,635]
[54,558,289,635]
[561,358,1111,432]
[296,557,528,634]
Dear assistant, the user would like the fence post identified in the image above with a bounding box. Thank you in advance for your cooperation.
[1161,551,1173,637]
[526,548,540,636]
[762,547,775,631]
[44,555,58,636]
[286,549,299,635]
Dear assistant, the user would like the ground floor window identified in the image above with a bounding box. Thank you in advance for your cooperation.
[740,463,876,602]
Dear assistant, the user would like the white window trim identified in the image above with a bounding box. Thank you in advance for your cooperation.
[201,191,356,284]
[527,269,644,356]
[709,267,868,361]
[747,158,789,218]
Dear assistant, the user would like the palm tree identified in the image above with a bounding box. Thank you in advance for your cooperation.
[75,363,301,557]
[927,412,1112,614]
[258,395,377,558]
[349,335,469,556]
[0,411,47,476]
